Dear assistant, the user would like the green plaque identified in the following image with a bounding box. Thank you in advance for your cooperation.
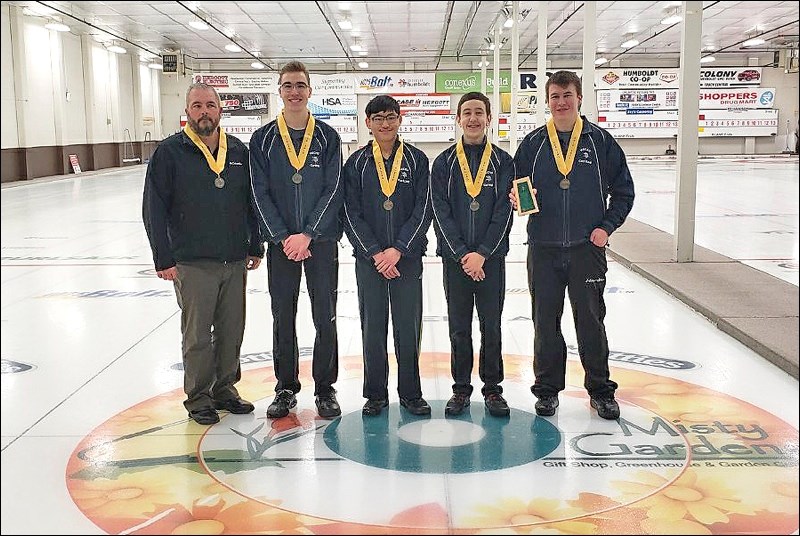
[513,176,539,216]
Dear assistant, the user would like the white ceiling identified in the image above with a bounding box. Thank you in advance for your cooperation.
[12,1,800,71]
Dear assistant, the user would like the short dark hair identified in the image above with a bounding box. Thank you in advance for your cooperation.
[365,95,400,117]
[457,91,491,117]
[279,60,310,85]
[545,70,582,102]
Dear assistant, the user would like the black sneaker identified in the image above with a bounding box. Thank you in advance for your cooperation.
[535,395,559,416]
[484,392,510,417]
[400,397,431,415]
[188,407,220,425]
[213,397,255,414]
[267,389,296,418]
[445,393,470,416]
[591,396,620,420]
[362,398,389,416]
[316,391,341,419]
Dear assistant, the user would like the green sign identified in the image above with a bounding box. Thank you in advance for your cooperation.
[436,72,512,93]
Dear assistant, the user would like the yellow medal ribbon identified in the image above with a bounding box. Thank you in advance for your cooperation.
[456,137,493,199]
[546,116,583,177]
[183,124,227,177]
[372,139,404,199]
[277,111,316,172]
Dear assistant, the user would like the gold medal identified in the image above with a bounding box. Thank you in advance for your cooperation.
[470,199,480,211]
[559,178,570,189]
[277,111,315,180]
[373,140,404,200]
[383,199,394,211]
[183,125,228,187]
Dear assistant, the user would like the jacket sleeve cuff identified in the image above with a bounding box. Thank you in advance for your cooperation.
[600,223,615,236]
[365,244,382,258]
[303,226,321,240]
[393,240,409,255]
[452,245,468,261]
[271,231,290,245]
[477,245,492,259]
[248,242,265,257]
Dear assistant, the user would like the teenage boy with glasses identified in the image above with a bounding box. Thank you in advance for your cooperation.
[250,61,344,420]
[342,95,433,416]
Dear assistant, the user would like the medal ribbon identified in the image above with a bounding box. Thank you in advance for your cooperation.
[372,140,404,199]
[183,124,227,176]
[546,116,583,177]
[456,137,493,199]
[277,111,315,172]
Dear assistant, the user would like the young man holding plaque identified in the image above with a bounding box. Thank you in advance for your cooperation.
[512,70,635,420]
[431,91,515,418]
[342,95,433,416]
[250,61,344,420]
[143,82,264,425]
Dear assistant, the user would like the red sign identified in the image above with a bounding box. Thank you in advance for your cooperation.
[68,154,81,174]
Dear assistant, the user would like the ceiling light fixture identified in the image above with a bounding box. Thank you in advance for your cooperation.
[661,14,682,25]
[349,42,363,52]
[594,57,608,65]
[148,62,163,70]
[225,43,241,52]
[700,55,716,63]
[621,38,639,49]
[743,37,766,47]
[358,61,369,68]
[338,18,352,30]
[251,61,265,69]
[358,50,368,56]
[45,22,70,32]
[189,19,209,31]
[338,2,351,10]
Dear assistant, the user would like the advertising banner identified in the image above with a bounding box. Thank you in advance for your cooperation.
[598,88,776,112]
[595,67,764,89]
[219,93,269,116]
[392,93,451,114]
[311,73,357,94]
[192,72,277,93]
[306,95,358,116]
[356,73,436,94]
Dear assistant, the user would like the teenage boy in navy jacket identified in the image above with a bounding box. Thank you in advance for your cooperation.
[431,91,514,417]
[343,95,433,416]
[512,70,634,420]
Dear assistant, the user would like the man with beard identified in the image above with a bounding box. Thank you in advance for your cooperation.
[143,82,264,425]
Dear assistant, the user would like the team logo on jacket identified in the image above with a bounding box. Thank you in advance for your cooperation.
[482,169,495,187]
[398,168,411,184]
[309,153,321,168]
[578,147,594,166]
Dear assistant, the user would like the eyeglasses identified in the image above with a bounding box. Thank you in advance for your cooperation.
[280,82,309,91]
[370,114,399,125]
